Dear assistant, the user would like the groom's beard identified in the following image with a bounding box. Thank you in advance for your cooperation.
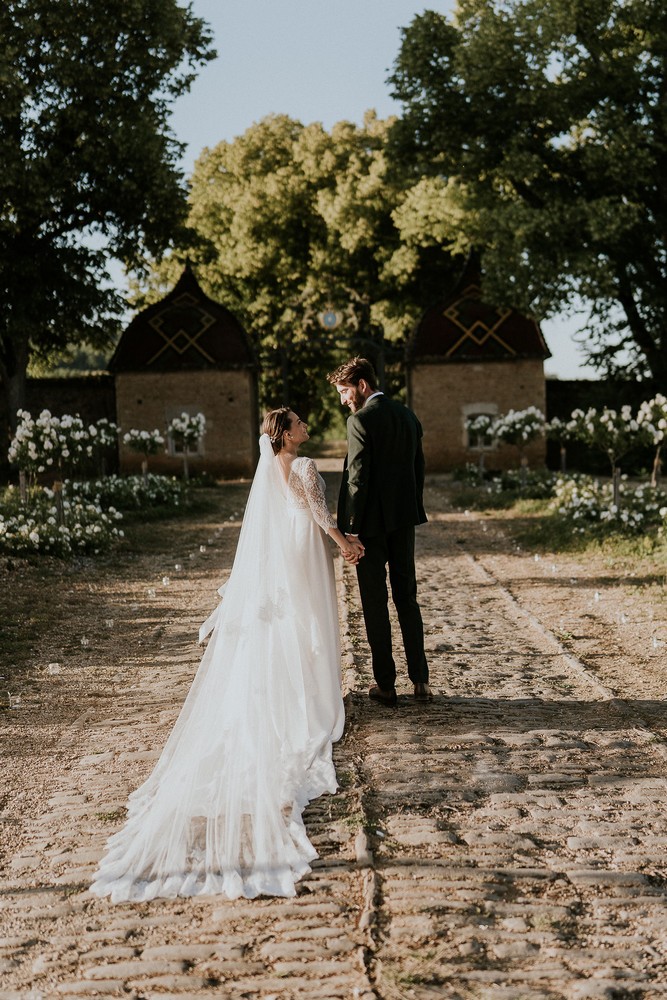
[347,387,366,413]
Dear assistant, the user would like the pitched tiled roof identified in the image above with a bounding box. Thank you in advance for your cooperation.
[409,256,551,363]
[110,266,256,372]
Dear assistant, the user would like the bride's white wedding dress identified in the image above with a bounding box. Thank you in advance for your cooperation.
[90,436,344,902]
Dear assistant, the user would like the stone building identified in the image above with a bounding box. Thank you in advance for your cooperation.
[110,266,258,478]
[407,259,551,472]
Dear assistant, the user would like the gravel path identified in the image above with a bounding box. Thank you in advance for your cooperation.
[1,476,667,999]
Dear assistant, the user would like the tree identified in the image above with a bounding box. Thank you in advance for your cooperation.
[0,0,215,430]
[389,0,667,386]
[142,112,457,432]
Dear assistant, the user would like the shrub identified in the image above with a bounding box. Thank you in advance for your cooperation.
[550,475,667,535]
[69,474,187,510]
[0,486,124,557]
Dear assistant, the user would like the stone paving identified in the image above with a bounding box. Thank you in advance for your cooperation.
[2,477,667,999]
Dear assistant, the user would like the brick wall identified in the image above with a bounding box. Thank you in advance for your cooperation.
[115,370,258,478]
[409,359,547,471]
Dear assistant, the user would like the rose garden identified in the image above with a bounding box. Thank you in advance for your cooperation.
[3,394,667,559]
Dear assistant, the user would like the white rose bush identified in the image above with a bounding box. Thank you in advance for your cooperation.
[89,418,119,477]
[8,409,97,481]
[122,428,165,458]
[70,474,186,511]
[2,410,202,558]
[492,407,546,451]
[567,406,639,477]
[636,393,667,486]
[167,412,206,480]
[458,397,667,540]
[546,415,581,473]
[122,427,165,484]
[550,475,667,537]
[467,413,494,444]
[466,414,495,477]
[0,486,124,557]
[492,406,545,486]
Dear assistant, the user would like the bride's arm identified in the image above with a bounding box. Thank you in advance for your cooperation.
[328,524,362,560]
[299,459,362,560]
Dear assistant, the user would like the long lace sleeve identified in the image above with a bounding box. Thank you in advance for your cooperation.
[294,458,337,532]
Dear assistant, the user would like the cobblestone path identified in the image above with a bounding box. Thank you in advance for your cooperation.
[2,480,667,999]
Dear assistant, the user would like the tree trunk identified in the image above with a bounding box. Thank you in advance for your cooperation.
[0,330,30,435]
[53,481,65,526]
[651,446,662,488]
[613,468,621,508]
[615,264,667,385]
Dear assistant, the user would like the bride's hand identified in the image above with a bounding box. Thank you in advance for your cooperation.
[342,539,364,564]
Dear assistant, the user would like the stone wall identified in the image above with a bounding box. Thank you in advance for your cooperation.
[115,369,258,478]
[408,359,546,471]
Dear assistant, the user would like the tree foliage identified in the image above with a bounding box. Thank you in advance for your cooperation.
[144,112,457,431]
[0,0,215,427]
[389,0,667,384]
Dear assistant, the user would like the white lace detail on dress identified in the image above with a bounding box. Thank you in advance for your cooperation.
[288,457,336,531]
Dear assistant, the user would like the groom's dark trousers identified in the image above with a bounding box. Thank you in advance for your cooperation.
[338,393,429,691]
[356,525,428,691]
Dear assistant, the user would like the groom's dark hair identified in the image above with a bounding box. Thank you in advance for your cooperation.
[327,357,377,389]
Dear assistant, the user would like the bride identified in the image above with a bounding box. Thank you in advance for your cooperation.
[90,407,361,902]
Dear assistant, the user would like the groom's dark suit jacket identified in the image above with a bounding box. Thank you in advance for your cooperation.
[337,394,427,538]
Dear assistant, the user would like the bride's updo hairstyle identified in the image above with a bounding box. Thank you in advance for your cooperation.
[262,407,293,454]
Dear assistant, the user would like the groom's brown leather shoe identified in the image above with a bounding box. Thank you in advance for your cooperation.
[369,685,398,708]
[414,682,433,702]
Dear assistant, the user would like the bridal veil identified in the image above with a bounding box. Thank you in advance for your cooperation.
[91,434,344,902]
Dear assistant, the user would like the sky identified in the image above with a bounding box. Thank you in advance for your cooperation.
[165,0,597,380]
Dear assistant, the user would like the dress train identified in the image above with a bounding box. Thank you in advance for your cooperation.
[90,438,344,902]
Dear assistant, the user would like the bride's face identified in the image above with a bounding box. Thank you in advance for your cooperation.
[288,412,309,445]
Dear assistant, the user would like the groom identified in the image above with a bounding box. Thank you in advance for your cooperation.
[327,357,431,707]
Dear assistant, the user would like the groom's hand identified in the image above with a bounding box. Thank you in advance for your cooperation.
[345,535,365,563]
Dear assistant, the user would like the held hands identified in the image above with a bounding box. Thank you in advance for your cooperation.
[342,535,365,565]
[330,526,364,564]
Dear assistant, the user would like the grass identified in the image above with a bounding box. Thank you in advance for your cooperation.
[451,478,667,566]
[511,504,667,565]
[118,487,224,526]
[95,808,126,823]
[450,484,527,511]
